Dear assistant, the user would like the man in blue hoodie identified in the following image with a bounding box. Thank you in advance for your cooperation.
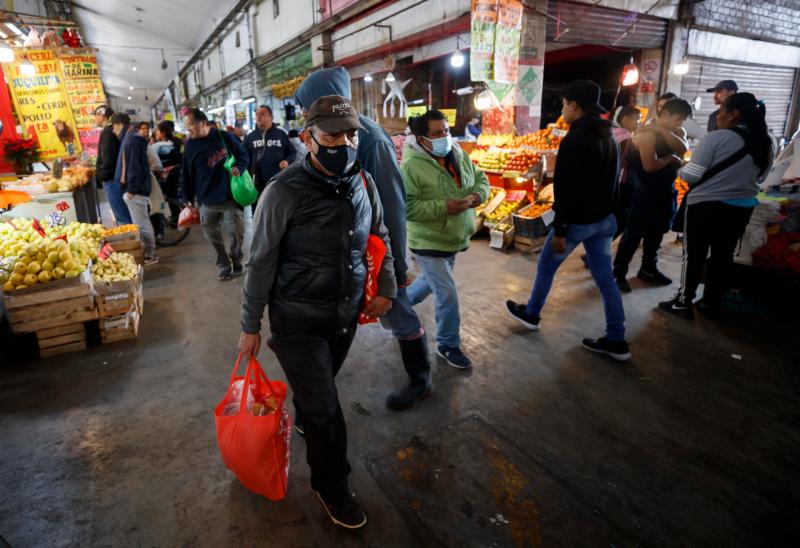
[243,105,296,212]
[296,67,432,411]
[180,108,249,281]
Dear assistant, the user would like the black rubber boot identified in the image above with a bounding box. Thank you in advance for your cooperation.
[386,338,432,411]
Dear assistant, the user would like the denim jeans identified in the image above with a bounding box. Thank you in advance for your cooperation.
[526,214,626,341]
[380,286,424,340]
[199,201,244,270]
[102,180,132,225]
[123,193,156,259]
[408,254,460,348]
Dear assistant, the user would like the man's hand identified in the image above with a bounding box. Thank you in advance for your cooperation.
[364,296,392,318]
[231,167,241,177]
[279,160,289,169]
[465,192,482,208]
[551,236,567,253]
[125,192,134,200]
[446,199,471,215]
[239,331,261,358]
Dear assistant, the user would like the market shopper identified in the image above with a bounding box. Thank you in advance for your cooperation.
[707,80,738,132]
[506,80,631,362]
[660,93,772,319]
[137,121,151,141]
[243,105,296,212]
[296,67,434,409]
[613,99,692,292]
[288,129,308,162]
[239,95,396,529]
[102,112,133,225]
[117,116,158,265]
[180,108,249,281]
[401,109,490,369]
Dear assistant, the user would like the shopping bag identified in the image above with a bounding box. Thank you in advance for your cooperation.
[219,132,259,207]
[357,171,388,325]
[177,205,200,229]
[214,353,291,501]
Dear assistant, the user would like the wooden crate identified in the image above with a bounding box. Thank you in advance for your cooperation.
[100,308,140,344]
[94,266,144,318]
[514,235,547,254]
[103,232,144,265]
[36,323,87,358]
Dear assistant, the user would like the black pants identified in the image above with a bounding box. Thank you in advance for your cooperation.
[678,201,754,306]
[268,312,357,496]
[613,211,666,278]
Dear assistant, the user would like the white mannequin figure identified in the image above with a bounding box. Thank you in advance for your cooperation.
[382,78,412,119]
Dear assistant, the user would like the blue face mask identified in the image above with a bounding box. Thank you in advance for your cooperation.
[425,135,453,157]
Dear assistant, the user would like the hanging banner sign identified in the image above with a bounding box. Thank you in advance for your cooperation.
[58,51,106,157]
[493,0,524,84]
[470,0,499,82]
[2,49,82,160]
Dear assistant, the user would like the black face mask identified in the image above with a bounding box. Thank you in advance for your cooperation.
[311,134,357,175]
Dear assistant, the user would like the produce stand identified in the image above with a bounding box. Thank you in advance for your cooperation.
[1,167,98,224]
[95,266,143,344]
[103,229,144,265]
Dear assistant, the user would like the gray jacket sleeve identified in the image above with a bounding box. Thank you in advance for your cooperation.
[240,182,298,333]
[362,171,398,300]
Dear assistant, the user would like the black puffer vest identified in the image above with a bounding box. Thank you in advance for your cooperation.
[269,160,371,334]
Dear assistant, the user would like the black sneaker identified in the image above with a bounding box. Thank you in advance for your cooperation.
[218,267,233,281]
[231,261,244,277]
[506,300,540,330]
[615,277,632,293]
[658,296,695,319]
[637,268,672,286]
[316,491,367,529]
[582,337,632,362]
[436,346,472,369]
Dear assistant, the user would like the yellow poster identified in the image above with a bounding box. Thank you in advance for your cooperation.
[59,51,106,156]
[3,48,82,160]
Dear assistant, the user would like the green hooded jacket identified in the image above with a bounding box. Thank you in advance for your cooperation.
[401,140,490,253]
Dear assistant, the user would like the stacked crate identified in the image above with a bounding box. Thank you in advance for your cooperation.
[103,229,144,264]
[94,266,143,344]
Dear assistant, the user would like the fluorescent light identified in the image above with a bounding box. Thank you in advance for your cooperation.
[0,29,8,39]
[455,86,474,96]
[385,72,396,83]
[242,97,256,104]
[673,58,690,75]
[450,51,465,68]
[0,46,14,63]
[364,73,373,82]
[226,98,242,105]
[408,99,424,105]
[129,85,133,90]
[5,23,23,36]
[621,63,639,86]
[132,65,137,71]
[19,61,35,76]
[127,95,132,100]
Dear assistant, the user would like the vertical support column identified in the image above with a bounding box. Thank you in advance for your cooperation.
[514,0,547,134]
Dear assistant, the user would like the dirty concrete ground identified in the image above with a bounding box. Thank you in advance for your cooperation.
[1,228,798,548]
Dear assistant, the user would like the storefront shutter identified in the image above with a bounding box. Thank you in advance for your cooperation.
[545,1,668,49]
[680,56,797,137]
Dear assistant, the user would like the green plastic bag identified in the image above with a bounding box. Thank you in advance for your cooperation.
[220,132,258,207]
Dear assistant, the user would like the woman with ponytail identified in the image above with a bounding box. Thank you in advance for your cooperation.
[659,92,773,319]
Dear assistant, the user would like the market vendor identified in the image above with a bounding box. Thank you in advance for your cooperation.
[243,105,296,212]
[239,95,395,530]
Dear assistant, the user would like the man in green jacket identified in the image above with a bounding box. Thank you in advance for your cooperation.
[402,109,490,369]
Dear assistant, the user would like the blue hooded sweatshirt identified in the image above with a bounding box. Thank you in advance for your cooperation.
[295,67,408,285]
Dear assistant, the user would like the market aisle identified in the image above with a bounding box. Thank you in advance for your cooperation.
[1,232,799,547]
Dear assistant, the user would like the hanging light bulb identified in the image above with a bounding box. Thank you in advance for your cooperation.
[0,45,14,63]
[673,58,690,75]
[621,60,639,87]
[129,84,134,90]
[19,60,35,77]
[132,61,137,71]
[127,95,132,100]
[364,72,373,82]
[450,50,465,68]
[385,72,396,83]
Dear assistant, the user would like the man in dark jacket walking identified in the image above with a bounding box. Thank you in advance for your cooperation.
[180,108,249,280]
[243,105,296,212]
[506,80,630,361]
[239,96,396,529]
[97,108,132,225]
[296,66,432,411]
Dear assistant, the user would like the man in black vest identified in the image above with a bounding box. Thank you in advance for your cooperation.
[239,95,396,530]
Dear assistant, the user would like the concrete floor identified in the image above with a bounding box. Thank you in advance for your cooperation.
[1,228,799,547]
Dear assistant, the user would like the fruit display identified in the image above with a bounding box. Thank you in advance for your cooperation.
[502,151,540,174]
[553,116,570,131]
[476,133,512,147]
[510,127,563,150]
[478,150,512,172]
[103,224,139,237]
[391,135,406,164]
[92,252,138,283]
[484,196,526,224]
[270,76,305,99]
[468,147,489,164]
[538,183,555,203]
[518,203,553,219]
[475,187,504,216]
[494,221,513,233]
[1,165,94,195]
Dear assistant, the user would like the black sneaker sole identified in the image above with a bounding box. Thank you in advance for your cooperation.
[436,349,472,370]
[658,303,695,320]
[386,388,432,411]
[637,272,672,286]
[316,492,367,529]
[582,342,632,362]
[505,305,540,330]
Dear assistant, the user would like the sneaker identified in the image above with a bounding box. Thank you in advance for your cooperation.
[637,268,672,286]
[144,256,159,267]
[506,300,540,330]
[582,337,632,362]
[436,345,472,370]
[658,296,695,320]
[231,261,244,277]
[316,491,367,529]
[218,267,233,281]
[615,277,632,293]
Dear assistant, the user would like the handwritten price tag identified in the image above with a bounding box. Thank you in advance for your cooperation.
[541,209,555,226]
[98,243,115,260]
[55,201,70,212]
[31,218,46,237]
[47,211,66,227]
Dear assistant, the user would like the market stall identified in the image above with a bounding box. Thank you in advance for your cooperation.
[1,165,98,224]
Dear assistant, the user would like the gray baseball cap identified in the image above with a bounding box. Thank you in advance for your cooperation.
[304,95,364,134]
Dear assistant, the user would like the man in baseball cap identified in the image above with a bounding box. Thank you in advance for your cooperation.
[707,80,738,132]
[240,94,395,529]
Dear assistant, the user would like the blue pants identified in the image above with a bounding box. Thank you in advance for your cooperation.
[526,214,626,341]
[408,254,460,349]
[102,180,132,225]
[380,286,424,340]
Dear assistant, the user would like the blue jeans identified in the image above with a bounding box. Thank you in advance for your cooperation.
[102,180,132,225]
[380,286,424,340]
[408,254,460,348]
[526,214,626,341]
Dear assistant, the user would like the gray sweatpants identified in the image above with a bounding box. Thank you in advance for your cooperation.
[123,193,156,259]
[199,200,244,270]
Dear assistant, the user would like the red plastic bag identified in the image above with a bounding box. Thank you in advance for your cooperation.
[358,172,388,325]
[178,205,200,229]
[214,353,291,500]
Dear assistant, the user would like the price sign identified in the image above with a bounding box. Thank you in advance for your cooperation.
[31,218,46,237]
[55,201,70,212]
[541,209,555,226]
[98,243,115,260]
[47,211,66,227]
